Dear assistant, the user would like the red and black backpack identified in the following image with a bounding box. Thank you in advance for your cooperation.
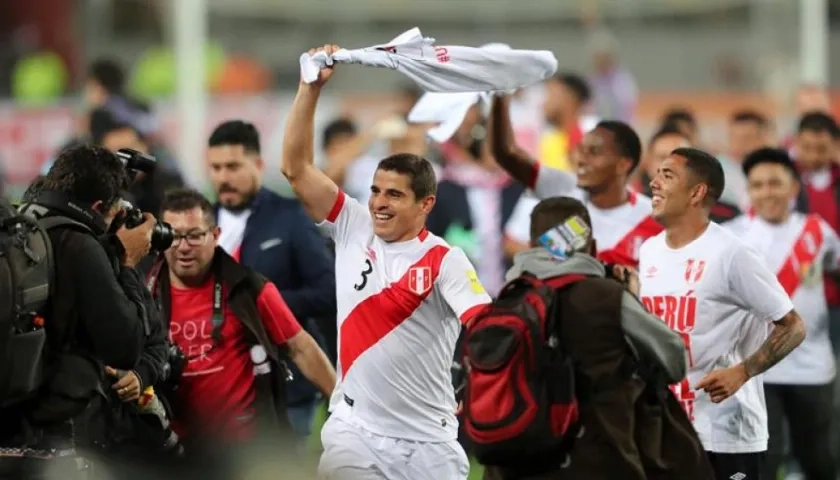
[462,272,587,473]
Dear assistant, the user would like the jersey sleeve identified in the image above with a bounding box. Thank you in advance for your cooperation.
[504,195,538,244]
[819,219,840,272]
[726,244,794,323]
[256,281,303,344]
[438,248,492,324]
[315,190,371,247]
[532,163,578,199]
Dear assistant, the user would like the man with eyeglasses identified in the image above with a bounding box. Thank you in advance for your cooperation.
[146,188,336,478]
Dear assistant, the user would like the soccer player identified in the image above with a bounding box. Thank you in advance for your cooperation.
[638,147,806,480]
[489,94,661,267]
[724,148,837,480]
[281,44,491,480]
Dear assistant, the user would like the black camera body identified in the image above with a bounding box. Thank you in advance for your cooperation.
[161,342,186,389]
[114,149,174,253]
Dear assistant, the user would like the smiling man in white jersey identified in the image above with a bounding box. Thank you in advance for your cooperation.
[639,146,806,480]
[281,44,491,480]
[488,94,661,267]
[724,147,837,480]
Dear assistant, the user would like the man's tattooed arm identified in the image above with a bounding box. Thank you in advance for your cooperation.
[742,310,806,378]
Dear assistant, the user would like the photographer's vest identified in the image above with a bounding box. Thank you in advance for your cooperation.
[146,247,294,441]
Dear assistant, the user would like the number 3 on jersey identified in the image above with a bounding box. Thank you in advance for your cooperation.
[354,259,373,291]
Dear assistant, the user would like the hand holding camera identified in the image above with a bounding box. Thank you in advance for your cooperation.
[112,149,175,267]
[117,211,156,267]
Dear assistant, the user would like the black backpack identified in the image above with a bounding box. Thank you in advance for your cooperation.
[0,199,85,408]
[463,272,587,474]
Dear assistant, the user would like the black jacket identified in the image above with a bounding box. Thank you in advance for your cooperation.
[1,204,153,447]
[149,247,295,440]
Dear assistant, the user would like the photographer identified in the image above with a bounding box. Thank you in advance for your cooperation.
[1,145,160,477]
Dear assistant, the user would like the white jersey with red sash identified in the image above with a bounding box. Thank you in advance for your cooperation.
[526,164,662,267]
[725,212,839,385]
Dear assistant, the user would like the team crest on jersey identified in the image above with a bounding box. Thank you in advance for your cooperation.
[684,259,706,284]
[408,266,432,295]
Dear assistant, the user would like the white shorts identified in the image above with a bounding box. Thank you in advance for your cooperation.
[317,416,470,480]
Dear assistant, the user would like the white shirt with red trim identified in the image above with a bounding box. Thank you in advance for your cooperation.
[725,212,838,385]
[319,191,491,441]
[638,222,794,453]
[527,164,662,266]
[218,208,251,261]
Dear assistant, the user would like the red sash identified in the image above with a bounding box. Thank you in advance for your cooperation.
[776,215,824,297]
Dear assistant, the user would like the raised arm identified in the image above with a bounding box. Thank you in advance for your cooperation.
[487,94,539,188]
[281,44,342,223]
[488,95,578,197]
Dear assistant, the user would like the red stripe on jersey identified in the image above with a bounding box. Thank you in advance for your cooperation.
[460,303,488,325]
[527,163,540,190]
[232,245,242,262]
[339,245,450,376]
[599,215,663,267]
[326,190,346,222]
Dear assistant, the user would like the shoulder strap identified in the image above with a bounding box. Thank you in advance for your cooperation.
[543,274,588,290]
[38,216,90,233]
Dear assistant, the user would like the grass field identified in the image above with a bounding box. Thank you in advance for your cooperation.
[306,403,485,479]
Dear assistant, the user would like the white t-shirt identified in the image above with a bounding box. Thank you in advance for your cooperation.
[514,164,662,266]
[319,191,491,441]
[638,222,794,453]
[725,213,838,385]
[217,208,251,257]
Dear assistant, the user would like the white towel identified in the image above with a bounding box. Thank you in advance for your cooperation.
[299,27,558,93]
[407,92,484,143]
[405,43,520,143]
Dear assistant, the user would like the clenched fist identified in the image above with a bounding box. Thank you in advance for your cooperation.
[304,44,342,87]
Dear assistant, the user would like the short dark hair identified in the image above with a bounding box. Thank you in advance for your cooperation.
[322,118,358,151]
[649,124,690,147]
[22,176,47,203]
[89,108,138,146]
[208,120,261,154]
[731,110,770,129]
[41,144,129,210]
[376,153,437,199]
[661,108,696,128]
[597,120,642,173]
[160,188,216,227]
[529,196,593,245]
[671,147,725,205]
[742,147,798,178]
[551,72,592,104]
[88,59,125,96]
[797,111,840,138]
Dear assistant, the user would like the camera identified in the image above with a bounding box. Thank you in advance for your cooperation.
[161,342,186,388]
[114,149,174,252]
[121,200,174,252]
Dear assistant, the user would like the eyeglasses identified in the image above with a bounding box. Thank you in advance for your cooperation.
[171,230,211,247]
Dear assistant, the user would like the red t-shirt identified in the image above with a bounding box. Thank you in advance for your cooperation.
[168,277,302,441]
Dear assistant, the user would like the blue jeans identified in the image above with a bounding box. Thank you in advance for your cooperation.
[286,398,319,443]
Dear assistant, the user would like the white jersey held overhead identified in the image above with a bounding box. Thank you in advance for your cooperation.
[299,27,558,93]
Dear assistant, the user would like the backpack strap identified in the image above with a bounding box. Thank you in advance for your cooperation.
[37,216,91,234]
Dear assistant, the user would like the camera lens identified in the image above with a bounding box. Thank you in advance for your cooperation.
[151,221,174,252]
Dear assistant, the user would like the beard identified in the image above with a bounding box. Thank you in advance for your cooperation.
[217,185,257,211]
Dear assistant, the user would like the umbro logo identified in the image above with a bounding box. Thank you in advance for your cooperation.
[729,473,746,480]
[645,266,657,278]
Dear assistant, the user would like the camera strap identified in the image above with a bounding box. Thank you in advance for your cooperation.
[210,280,224,345]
